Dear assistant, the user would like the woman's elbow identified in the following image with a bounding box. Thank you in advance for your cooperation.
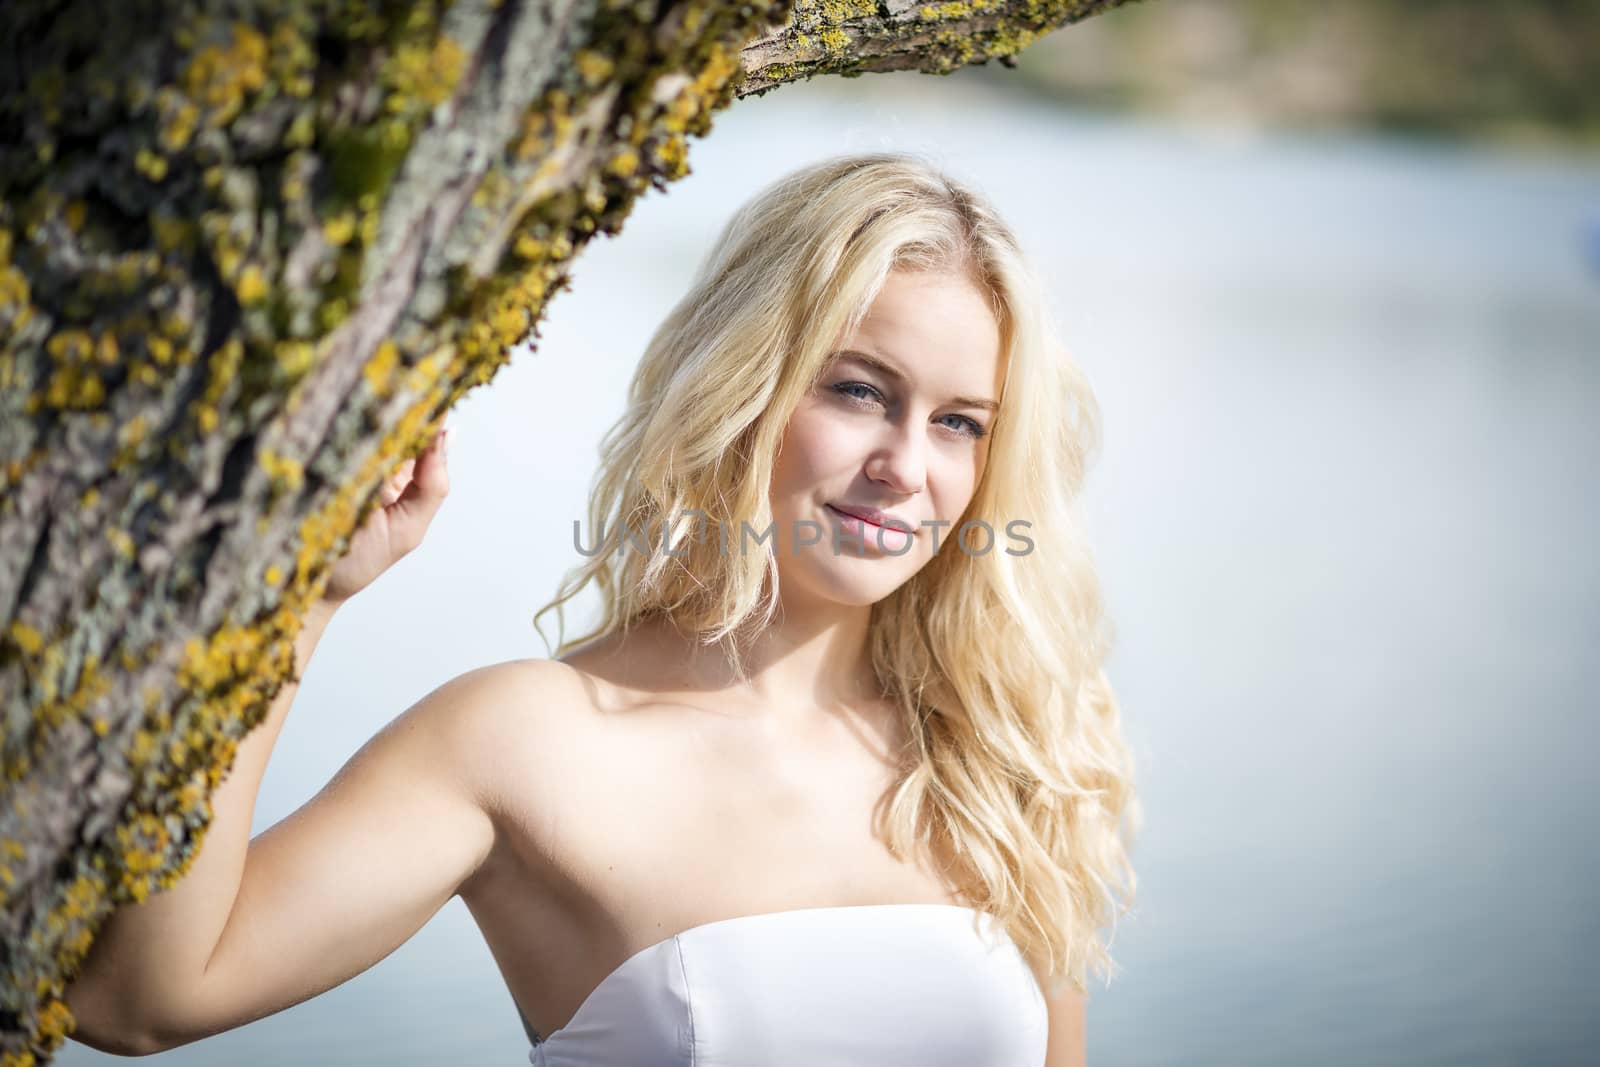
[65,1026,165,1058]
[63,982,167,1057]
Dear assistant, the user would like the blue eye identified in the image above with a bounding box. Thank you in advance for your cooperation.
[833,381,881,406]
[940,414,989,440]
[831,381,989,440]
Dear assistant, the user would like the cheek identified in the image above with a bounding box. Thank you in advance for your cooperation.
[928,449,986,524]
[965,449,987,501]
[773,404,858,494]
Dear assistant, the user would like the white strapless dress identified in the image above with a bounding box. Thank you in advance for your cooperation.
[518,903,1048,1066]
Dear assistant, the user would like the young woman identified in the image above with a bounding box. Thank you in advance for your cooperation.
[65,152,1139,1066]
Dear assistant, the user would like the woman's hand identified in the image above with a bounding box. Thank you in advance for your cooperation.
[322,425,451,607]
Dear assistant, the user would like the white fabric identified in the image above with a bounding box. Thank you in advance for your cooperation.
[521,903,1047,1066]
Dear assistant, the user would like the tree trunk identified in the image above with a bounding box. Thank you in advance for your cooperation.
[0,0,1135,1059]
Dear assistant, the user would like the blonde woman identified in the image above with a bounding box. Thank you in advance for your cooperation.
[66,151,1139,1066]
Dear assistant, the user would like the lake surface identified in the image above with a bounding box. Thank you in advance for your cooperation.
[59,74,1600,1066]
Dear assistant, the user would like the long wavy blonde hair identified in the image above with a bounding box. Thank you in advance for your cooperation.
[533,150,1139,994]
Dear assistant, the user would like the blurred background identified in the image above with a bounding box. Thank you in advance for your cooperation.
[62,1,1598,1064]
[985,0,1600,150]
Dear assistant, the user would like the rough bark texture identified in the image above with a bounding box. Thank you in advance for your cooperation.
[0,0,1136,1060]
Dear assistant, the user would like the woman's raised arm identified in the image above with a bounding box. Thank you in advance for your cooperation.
[62,426,497,1055]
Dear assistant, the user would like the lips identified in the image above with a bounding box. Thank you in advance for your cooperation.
[827,503,914,534]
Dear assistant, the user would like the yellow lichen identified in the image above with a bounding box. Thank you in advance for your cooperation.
[107,528,135,559]
[270,19,317,98]
[159,100,200,153]
[118,413,150,450]
[1,1044,37,1066]
[33,998,73,1050]
[215,245,241,282]
[182,21,269,127]
[259,448,306,493]
[513,232,544,260]
[178,622,269,693]
[362,339,400,397]
[235,265,268,306]
[284,109,316,148]
[192,338,243,434]
[114,813,171,903]
[318,298,349,331]
[512,109,549,161]
[321,212,357,246]
[33,662,112,732]
[275,340,315,380]
[46,330,91,363]
[607,146,641,179]
[384,33,468,113]
[574,49,616,87]
[133,148,168,182]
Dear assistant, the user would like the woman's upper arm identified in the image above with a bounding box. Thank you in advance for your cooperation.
[1034,963,1087,1067]
[146,658,557,1053]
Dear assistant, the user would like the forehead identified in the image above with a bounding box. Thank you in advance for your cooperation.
[835,270,1005,402]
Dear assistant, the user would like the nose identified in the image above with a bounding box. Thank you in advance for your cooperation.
[865,419,926,495]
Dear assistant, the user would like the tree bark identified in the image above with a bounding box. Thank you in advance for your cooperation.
[0,0,1136,1060]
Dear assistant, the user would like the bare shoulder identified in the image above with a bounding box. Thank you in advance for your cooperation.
[437,656,598,736]
[433,657,609,820]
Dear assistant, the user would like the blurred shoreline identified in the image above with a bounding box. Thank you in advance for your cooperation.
[915,0,1599,158]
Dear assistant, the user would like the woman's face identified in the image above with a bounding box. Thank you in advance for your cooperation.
[768,268,1006,609]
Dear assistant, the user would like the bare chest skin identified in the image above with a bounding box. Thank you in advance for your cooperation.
[456,646,965,1043]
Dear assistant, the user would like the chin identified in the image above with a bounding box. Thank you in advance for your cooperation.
[783,553,917,609]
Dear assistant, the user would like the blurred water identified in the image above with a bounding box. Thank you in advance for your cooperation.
[59,76,1600,1066]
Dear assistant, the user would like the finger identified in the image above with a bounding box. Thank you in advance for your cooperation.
[380,457,416,506]
[393,427,450,528]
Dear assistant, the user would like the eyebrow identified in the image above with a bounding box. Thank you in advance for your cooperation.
[832,349,1000,412]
